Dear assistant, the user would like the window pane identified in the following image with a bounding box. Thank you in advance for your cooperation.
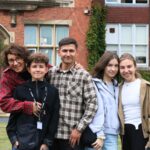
[135,45,146,56]
[28,48,36,54]
[136,26,147,44]
[56,48,61,66]
[136,0,147,3]
[56,26,69,45]
[24,26,37,45]
[121,26,132,44]
[106,45,118,54]
[106,25,119,44]
[40,26,52,45]
[121,0,133,3]
[39,49,52,64]
[135,46,146,63]
[120,45,132,54]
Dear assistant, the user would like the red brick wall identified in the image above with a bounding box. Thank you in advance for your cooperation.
[0,0,91,68]
[107,7,149,23]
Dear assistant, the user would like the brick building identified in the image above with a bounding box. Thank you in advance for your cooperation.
[94,0,150,68]
[0,0,92,68]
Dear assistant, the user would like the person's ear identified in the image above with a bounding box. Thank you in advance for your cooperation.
[58,48,61,56]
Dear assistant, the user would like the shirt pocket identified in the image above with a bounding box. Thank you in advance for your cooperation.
[67,81,82,102]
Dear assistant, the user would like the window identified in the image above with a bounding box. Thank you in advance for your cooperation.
[24,25,69,65]
[105,0,148,4]
[106,24,149,67]
[56,0,74,7]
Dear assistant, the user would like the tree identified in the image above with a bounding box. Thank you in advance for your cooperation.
[86,4,107,71]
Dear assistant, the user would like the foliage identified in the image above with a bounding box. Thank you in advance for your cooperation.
[139,70,150,82]
[86,4,107,70]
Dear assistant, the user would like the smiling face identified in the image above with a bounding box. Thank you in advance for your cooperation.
[119,58,136,82]
[28,62,48,81]
[104,58,119,81]
[7,54,25,73]
[58,44,77,69]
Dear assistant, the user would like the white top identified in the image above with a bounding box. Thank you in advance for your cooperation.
[122,78,141,129]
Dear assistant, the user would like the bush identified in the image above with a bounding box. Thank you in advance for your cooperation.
[139,70,150,82]
[86,4,107,71]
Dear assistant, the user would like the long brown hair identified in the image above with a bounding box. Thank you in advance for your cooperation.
[91,51,119,79]
[3,44,30,66]
[119,53,141,79]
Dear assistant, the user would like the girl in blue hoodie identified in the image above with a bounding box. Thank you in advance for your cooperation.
[84,51,120,150]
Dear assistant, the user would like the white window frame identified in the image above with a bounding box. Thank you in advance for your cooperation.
[106,24,149,68]
[24,24,69,65]
[105,0,149,5]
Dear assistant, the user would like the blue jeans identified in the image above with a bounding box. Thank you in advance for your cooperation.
[84,134,118,150]
[12,147,19,150]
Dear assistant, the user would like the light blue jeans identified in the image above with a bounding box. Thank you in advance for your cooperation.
[84,134,118,150]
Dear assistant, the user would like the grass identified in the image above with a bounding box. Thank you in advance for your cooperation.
[0,122,11,150]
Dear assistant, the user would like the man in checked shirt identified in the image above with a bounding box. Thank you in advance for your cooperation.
[48,37,98,150]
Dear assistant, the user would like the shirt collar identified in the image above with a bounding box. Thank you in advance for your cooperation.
[56,63,76,74]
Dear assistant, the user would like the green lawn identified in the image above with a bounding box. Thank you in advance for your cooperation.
[0,122,11,150]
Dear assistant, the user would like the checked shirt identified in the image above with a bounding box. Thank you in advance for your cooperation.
[48,65,97,140]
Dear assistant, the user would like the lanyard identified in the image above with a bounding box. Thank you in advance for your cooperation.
[29,86,48,120]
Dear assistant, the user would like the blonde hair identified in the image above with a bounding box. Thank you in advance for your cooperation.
[119,53,141,78]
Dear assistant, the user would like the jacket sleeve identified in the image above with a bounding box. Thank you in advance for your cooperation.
[76,74,98,132]
[146,84,150,148]
[6,112,20,145]
[89,82,105,137]
[0,72,33,114]
[43,88,60,147]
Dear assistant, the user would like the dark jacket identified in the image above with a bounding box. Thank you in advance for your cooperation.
[6,80,60,150]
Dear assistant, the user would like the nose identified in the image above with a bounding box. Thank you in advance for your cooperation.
[111,66,117,71]
[123,67,128,72]
[13,60,18,65]
[66,50,70,56]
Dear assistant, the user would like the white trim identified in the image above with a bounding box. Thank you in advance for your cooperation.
[24,20,72,26]
[105,0,149,5]
[106,23,149,67]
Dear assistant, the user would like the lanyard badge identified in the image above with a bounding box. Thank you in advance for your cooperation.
[29,86,47,129]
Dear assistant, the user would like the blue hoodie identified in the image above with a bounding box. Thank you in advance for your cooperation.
[89,78,120,137]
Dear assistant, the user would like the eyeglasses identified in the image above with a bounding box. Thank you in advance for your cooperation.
[8,57,23,65]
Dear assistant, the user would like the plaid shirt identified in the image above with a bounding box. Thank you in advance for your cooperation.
[0,68,33,114]
[48,65,98,139]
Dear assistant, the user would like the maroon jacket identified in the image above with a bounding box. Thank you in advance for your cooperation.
[0,68,33,114]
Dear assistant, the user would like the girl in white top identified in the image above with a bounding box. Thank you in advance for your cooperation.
[119,53,149,150]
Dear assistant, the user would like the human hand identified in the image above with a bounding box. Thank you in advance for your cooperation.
[69,128,81,148]
[13,140,19,148]
[40,144,49,150]
[33,102,42,117]
[92,138,104,150]
[74,62,84,69]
